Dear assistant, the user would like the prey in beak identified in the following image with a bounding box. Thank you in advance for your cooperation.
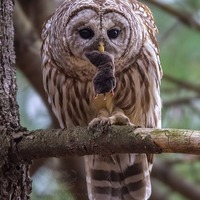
[86,41,116,100]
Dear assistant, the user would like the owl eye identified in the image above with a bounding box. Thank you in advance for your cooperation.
[107,29,120,39]
[79,28,94,39]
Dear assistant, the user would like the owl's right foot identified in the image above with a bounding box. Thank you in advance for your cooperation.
[88,117,111,130]
[88,114,134,131]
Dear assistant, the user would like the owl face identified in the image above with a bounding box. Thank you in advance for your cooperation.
[45,0,148,79]
[65,4,142,62]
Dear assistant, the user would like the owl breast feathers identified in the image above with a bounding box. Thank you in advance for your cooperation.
[41,0,162,199]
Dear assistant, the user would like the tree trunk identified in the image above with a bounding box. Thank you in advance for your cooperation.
[0,0,31,199]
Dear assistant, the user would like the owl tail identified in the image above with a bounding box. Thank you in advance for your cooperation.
[84,153,151,200]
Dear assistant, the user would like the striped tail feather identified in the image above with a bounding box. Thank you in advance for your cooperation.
[85,153,151,200]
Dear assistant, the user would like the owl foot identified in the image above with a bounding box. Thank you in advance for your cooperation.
[88,117,111,131]
[89,114,138,130]
[94,93,109,101]
[109,114,141,130]
[94,94,98,99]
[94,92,114,101]
[109,114,130,125]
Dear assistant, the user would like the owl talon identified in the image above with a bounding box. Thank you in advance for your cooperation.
[88,117,111,131]
[94,94,98,99]
[109,114,133,126]
[94,93,108,100]
[110,90,114,96]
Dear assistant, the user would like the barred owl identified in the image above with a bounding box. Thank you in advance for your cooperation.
[41,0,162,199]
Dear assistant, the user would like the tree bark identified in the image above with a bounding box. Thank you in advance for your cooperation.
[0,0,31,199]
[1,126,198,160]
[13,3,87,199]
[146,0,200,32]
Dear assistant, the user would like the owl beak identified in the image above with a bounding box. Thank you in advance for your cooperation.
[98,41,105,53]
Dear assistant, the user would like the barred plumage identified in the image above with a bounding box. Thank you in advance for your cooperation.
[41,0,162,199]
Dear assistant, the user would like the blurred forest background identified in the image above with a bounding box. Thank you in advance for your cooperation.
[14,0,200,199]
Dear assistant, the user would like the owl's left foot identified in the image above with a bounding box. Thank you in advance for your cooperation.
[88,117,111,131]
[88,109,139,131]
[109,113,133,126]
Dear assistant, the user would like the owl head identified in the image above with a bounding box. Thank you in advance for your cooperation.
[42,0,158,79]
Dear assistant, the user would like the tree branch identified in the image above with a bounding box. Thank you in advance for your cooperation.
[147,0,200,32]
[0,0,31,198]
[17,0,56,35]
[163,95,200,108]
[152,160,200,200]
[2,125,199,160]
[163,74,200,94]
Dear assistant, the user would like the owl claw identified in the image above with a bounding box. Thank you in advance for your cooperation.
[94,93,107,100]
[110,90,114,96]
[94,94,98,99]
[109,114,135,126]
[109,115,140,129]
[88,117,111,131]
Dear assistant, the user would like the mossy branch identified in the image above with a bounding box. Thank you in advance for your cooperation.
[2,125,198,160]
